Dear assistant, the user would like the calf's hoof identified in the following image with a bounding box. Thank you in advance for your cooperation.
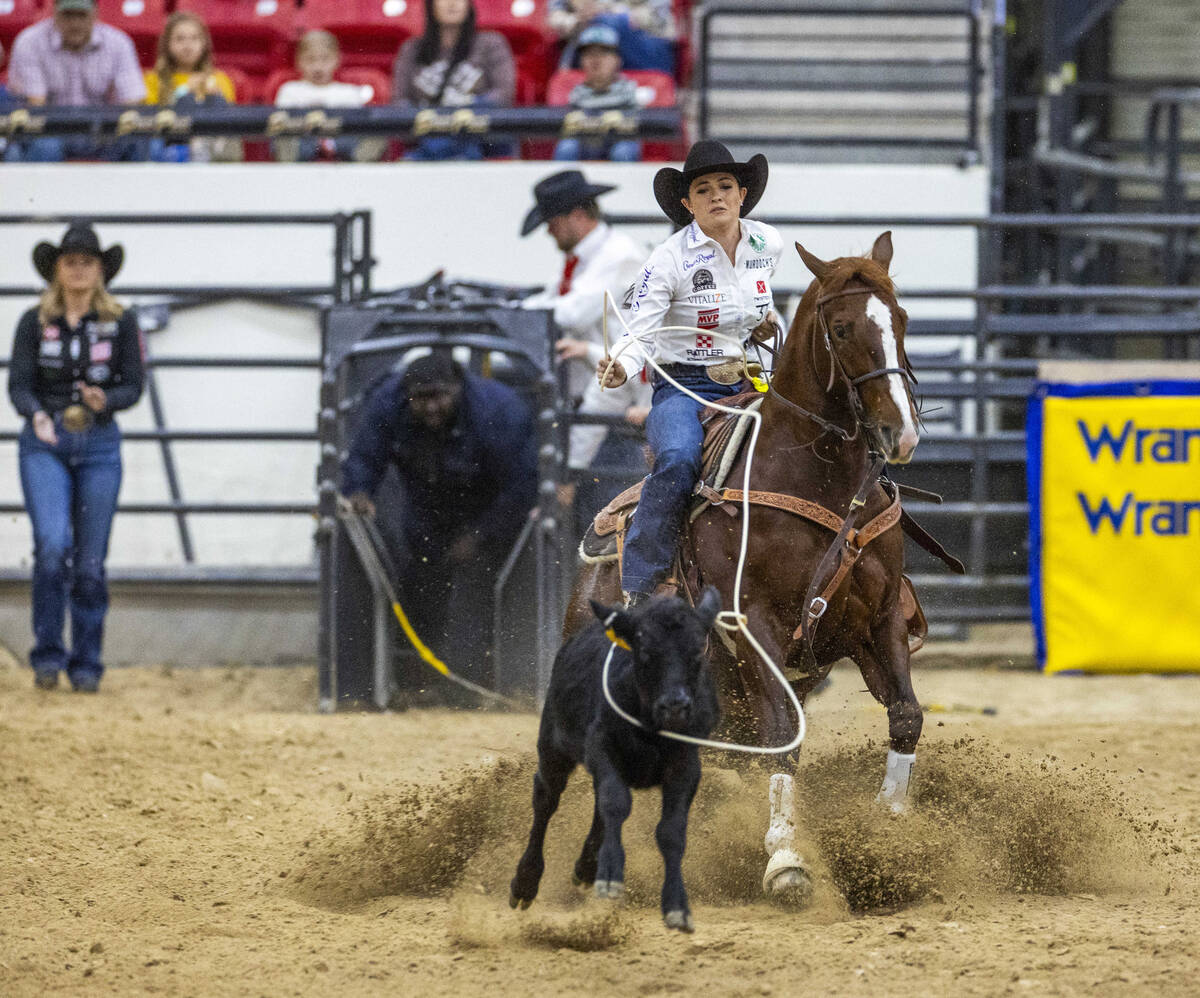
[663,909,694,933]
[593,880,625,901]
[763,850,813,907]
[508,879,535,910]
[572,870,594,888]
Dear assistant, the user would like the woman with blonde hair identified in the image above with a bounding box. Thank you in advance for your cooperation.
[145,11,237,162]
[145,11,235,106]
[7,225,144,692]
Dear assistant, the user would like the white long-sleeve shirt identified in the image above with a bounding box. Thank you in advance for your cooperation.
[612,219,783,381]
[524,222,651,468]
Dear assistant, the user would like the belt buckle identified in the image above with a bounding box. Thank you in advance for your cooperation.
[707,359,742,385]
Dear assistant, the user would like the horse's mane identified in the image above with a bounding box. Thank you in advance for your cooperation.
[819,257,895,299]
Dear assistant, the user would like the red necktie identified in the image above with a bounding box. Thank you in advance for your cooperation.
[558,254,579,296]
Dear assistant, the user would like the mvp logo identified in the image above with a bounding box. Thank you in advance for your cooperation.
[697,309,719,330]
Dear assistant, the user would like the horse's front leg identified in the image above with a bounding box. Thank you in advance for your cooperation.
[735,605,813,905]
[856,600,922,813]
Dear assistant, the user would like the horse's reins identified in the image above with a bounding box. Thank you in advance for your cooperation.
[596,298,807,756]
[595,281,915,749]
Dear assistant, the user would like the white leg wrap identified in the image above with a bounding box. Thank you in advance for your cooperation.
[876,749,916,813]
[763,773,808,894]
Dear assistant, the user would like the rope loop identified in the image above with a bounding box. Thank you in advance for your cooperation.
[597,292,806,756]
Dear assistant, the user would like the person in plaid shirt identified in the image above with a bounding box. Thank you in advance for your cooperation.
[596,140,784,606]
[4,0,147,162]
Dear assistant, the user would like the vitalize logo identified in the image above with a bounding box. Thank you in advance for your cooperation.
[1073,418,1200,536]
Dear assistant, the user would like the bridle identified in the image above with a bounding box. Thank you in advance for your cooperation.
[761,284,918,446]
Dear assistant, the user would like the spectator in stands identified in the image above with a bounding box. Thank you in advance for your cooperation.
[393,0,516,161]
[0,41,19,161]
[144,12,238,163]
[550,1,676,75]
[274,30,375,163]
[4,0,147,162]
[553,23,640,163]
[7,224,144,693]
[520,169,650,532]
[342,353,537,696]
[0,40,18,109]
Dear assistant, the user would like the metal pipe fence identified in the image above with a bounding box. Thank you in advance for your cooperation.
[0,212,371,565]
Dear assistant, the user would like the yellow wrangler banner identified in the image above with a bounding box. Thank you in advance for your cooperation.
[1028,380,1200,674]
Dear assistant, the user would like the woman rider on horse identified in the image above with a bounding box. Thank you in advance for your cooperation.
[597,140,782,608]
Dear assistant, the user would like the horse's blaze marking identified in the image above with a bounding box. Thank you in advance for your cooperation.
[865,295,919,452]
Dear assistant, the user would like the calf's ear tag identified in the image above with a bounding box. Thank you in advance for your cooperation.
[605,627,632,651]
[602,612,632,651]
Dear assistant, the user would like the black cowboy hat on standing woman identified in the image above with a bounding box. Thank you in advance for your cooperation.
[32,223,124,285]
[653,140,769,228]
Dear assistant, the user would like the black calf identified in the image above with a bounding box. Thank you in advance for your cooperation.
[509,588,721,933]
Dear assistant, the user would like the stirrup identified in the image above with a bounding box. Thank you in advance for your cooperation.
[623,591,650,610]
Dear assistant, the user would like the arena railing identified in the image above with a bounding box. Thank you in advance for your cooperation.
[0,210,373,580]
[0,105,682,146]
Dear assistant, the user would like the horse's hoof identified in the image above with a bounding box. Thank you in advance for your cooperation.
[663,910,694,933]
[765,867,813,906]
[763,850,813,906]
[594,880,625,901]
[875,790,908,814]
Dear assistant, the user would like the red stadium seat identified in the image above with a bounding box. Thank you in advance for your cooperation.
[262,65,392,104]
[220,63,256,102]
[174,0,298,78]
[476,0,553,102]
[546,68,676,109]
[0,0,48,50]
[544,68,681,161]
[298,0,421,75]
[93,0,166,65]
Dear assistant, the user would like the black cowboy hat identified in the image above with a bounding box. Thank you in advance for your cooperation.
[653,140,768,228]
[33,223,124,284]
[521,169,616,236]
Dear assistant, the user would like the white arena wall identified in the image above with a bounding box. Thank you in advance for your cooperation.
[0,161,987,665]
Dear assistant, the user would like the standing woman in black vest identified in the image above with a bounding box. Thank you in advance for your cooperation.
[7,224,144,692]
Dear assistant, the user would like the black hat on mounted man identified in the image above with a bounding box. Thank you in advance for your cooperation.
[653,140,769,229]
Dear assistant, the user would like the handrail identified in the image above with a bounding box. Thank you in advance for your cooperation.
[0,105,681,141]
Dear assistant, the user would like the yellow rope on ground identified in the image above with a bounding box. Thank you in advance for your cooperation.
[390,601,451,677]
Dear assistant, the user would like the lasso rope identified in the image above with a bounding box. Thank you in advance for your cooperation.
[338,498,522,709]
[595,293,806,755]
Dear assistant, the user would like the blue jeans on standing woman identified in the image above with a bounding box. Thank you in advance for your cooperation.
[621,367,740,595]
[18,419,123,686]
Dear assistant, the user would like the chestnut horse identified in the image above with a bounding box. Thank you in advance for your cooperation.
[567,231,922,902]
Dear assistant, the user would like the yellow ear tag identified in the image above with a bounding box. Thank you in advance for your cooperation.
[605,627,632,651]
[751,375,769,393]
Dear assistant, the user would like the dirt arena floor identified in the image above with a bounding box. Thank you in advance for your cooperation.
[2,646,1197,997]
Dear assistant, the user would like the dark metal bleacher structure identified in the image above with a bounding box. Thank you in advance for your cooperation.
[696,0,985,164]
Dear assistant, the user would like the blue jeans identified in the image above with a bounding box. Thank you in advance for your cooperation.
[4,135,147,162]
[553,137,641,162]
[621,368,740,594]
[18,420,123,683]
